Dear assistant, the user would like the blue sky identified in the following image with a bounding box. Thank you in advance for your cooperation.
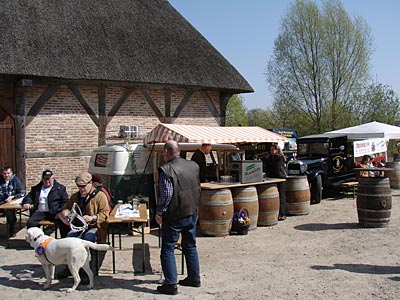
[168,0,400,110]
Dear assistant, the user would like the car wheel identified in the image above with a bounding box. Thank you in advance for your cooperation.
[311,175,322,204]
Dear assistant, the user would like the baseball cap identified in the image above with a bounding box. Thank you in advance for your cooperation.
[75,172,92,186]
[42,169,53,179]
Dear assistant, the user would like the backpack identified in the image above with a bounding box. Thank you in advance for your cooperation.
[91,186,115,213]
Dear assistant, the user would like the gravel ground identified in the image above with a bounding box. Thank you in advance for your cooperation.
[0,189,399,300]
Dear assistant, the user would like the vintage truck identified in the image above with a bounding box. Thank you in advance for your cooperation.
[287,134,355,203]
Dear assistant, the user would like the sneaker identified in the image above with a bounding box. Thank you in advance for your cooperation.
[178,277,201,287]
[278,215,287,221]
[157,284,178,295]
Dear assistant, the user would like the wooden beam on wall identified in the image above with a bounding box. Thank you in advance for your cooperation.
[14,85,26,188]
[173,89,193,118]
[219,92,233,126]
[107,88,133,125]
[201,90,220,119]
[68,84,99,127]
[25,83,60,126]
[140,88,164,118]
[98,85,107,146]
[164,88,171,118]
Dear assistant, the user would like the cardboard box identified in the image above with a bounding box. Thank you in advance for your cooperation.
[229,160,263,184]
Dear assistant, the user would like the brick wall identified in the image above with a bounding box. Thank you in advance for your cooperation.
[23,84,222,194]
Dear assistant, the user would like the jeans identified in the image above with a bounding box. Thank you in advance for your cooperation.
[277,181,287,216]
[161,213,200,285]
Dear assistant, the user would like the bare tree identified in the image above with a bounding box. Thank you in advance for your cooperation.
[267,0,372,133]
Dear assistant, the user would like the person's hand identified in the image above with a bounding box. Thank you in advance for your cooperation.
[5,196,13,203]
[23,203,33,210]
[56,209,70,220]
[83,215,97,223]
[155,214,163,225]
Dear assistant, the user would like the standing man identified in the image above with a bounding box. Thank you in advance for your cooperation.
[191,143,212,183]
[263,144,287,221]
[156,140,201,295]
[0,166,24,237]
[22,170,69,237]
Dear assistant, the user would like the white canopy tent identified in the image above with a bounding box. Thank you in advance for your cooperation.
[325,121,400,140]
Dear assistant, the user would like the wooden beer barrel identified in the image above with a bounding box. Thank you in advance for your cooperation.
[357,177,391,228]
[199,189,233,236]
[231,186,259,230]
[256,184,279,226]
[286,176,310,215]
[386,162,400,189]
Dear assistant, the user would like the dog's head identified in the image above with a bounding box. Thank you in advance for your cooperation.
[26,227,45,248]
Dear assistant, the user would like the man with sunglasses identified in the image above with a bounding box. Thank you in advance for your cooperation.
[22,169,69,237]
[58,172,110,279]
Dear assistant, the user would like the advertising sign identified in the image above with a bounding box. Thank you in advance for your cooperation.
[353,138,387,157]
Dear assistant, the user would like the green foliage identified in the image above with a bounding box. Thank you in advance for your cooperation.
[226,94,248,126]
[267,0,374,133]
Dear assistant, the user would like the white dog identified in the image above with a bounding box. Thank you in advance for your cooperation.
[26,227,113,293]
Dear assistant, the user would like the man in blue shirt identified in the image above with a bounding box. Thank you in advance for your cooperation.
[0,166,24,237]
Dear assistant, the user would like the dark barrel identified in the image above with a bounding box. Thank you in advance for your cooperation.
[357,177,391,228]
[386,162,400,189]
[199,189,234,237]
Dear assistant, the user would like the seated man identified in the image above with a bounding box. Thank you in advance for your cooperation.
[22,170,69,237]
[0,166,24,237]
[58,172,110,273]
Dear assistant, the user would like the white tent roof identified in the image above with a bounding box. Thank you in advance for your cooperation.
[325,121,400,140]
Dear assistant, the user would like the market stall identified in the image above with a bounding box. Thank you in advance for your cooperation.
[144,124,289,236]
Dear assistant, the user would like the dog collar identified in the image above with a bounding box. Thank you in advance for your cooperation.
[35,237,54,257]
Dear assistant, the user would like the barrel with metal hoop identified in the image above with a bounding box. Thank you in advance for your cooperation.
[199,188,234,237]
[386,162,400,189]
[256,183,279,226]
[285,176,310,215]
[357,176,392,228]
[231,186,259,230]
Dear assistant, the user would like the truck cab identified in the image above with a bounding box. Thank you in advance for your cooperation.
[287,134,354,203]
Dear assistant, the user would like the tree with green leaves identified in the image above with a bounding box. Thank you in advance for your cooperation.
[225,94,248,126]
[267,0,373,133]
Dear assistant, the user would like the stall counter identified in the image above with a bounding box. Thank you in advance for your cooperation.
[201,178,286,190]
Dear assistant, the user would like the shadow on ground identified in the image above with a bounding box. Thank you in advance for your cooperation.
[311,263,400,280]
[294,222,360,231]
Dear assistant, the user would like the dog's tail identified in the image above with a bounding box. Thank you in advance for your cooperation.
[82,240,114,251]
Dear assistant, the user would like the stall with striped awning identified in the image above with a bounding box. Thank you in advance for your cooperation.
[144,123,288,145]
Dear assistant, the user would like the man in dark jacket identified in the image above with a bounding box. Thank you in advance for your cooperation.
[22,169,69,237]
[191,143,212,183]
[0,166,24,237]
[155,140,201,295]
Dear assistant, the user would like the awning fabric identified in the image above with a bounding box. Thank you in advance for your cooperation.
[144,123,288,145]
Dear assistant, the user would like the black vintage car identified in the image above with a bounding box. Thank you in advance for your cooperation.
[287,134,355,203]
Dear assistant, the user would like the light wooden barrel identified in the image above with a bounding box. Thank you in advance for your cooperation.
[256,184,279,226]
[357,177,392,228]
[199,189,234,237]
[286,176,310,215]
[231,186,259,230]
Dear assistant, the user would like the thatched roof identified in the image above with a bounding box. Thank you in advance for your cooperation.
[0,0,253,93]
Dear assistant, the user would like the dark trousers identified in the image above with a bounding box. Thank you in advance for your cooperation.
[1,209,17,234]
[27,211,69,238]
[277,181,287,217]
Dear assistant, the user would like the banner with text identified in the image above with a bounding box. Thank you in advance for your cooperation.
[353,138,387,157]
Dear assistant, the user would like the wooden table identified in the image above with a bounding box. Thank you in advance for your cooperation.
[107,203,148,274]
[0,198,28,248]
[201,178,286,190]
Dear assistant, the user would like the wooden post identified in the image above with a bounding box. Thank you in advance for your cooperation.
[14,84,26,188]
[98,85,107,146]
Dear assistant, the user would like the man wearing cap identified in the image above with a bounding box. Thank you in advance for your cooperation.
[57,172,109,278]
[22,169,69,237]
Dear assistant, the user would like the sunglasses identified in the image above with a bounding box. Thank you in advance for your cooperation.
[76,181,91,188]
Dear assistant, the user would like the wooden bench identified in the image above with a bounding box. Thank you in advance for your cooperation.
[340,181,358,199]
[38,220,58,238]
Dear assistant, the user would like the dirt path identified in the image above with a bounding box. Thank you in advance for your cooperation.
[0,191,399,299]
